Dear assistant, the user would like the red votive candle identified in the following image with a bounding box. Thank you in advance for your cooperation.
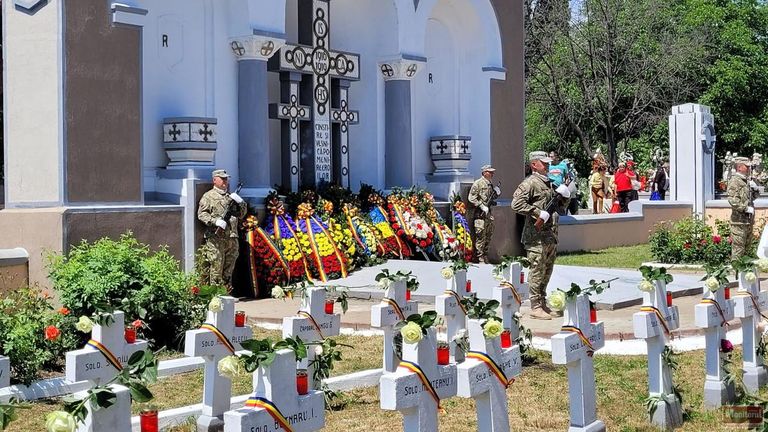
[324,299,334,314]
[140,410,158,432]
[520,272,525,284]
[501,330,512,348]
[296,370,308,395]
[466,280,472,293]
[437,346,450,365]
[725,287,731,300]
[124,326,136,344]
[406,290,411,301]
[235,311,246,327]
[666,292,673,307]
[590,307,597,324]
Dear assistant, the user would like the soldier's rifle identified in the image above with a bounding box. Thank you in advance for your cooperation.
[216,182,244,235]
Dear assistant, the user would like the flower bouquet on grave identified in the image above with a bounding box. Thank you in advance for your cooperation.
[328,218,358,270]
[387,191,433,253]
[295,202,348,282]
[240,214,291,297]
[264,192,313,282]
[339,203,385,266]
[359,184,408,258]
[451,194,474,262]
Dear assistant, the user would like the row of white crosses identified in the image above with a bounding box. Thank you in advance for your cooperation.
[371,278,417,372]
[694,279,736,408]
[436,269,470,363]
[476,262,530,342]
[733,267,768,392]
[633,278,683,429]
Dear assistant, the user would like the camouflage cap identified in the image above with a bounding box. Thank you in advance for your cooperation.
[529,151,553,163]
[733,157,752,166]
[212,169,231,178]
[481,164,496,172]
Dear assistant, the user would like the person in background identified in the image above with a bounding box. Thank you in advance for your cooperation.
[468,165,500,264]
[626,160,640,203]
[613,162,633,212]
[652,162,670,200]
[728,157,760,260]
[590,165,608,214]
[548,151,569,187]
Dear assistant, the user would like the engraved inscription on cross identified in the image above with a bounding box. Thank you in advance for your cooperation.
[551,294,606,432]
[223,349,325,432]
[695,283,736,408]
[65,311,148,432]
[457,319,521,432]
[436,270,469,363]
[269,0,360,190]
[380,328,457,432]
[632,279,682,429]
[371,280,418,372]
[283,287,341,388]
[733,269,768,392]
[185,296,253,430]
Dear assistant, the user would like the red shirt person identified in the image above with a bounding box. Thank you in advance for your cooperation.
[614,162,637,212]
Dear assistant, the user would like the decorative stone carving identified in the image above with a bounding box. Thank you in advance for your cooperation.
[162,117,218,168]
[430,135,471,176]
[379,58,424,81]
[229,35,285,61]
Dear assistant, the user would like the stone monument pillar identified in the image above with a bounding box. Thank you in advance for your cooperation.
[668,103,716,215]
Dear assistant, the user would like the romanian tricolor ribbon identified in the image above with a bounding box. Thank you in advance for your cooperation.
[398,360,443,411]
[392,204,413,236]
[302,218,329,282]
[245,396,293,432]
[467,351,513,388]
[639,306,671,337]
[278,215,314,281]
[560,326,595,357]
[297,311,325,340]
[443,290,468,315]
[734,292,768,320]
[87,339,123,371]
[383,298,405,321]
[377,206,405,258]
[345,214,367,251]
[200,323,236,354]
[700,298,729,326]
[500,281,523,306]
[253,227,290,279]
[311,215,348,278]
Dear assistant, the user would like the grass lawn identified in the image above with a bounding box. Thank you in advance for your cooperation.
[555,244,653,269]
[9,326,764,431]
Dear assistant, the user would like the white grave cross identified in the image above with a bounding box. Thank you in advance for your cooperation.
[733,270,768,392]
[184,296,253,431]
[223,349,325,432]
[457,319,522,432]
[65,311,148,432]
[380,328,457,432]
[283,287,341,388]
[371,280,417,372]
[477,262,530,341]
[632,279,682,429]
[694,284,736,408]
[551,294,606,432]
[436,269,469,362]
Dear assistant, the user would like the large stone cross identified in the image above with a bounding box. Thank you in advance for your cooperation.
[371,280,417,372]
[477,262,530,341]
[184,296,254,431]
[380,328,457,432]
[223,349,325,432]
[695,284,736,408]
[65,311,148,432]
[436,269,469,363]
[632,279,682,429]
[457,319,522,432]
[733,270,768,392]
[551,294,606,432]
[283,287,341,388]
[269,0,360,190]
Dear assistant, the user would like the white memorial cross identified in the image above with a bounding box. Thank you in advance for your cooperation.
[371,280,418,372]
[695,284,736,408]
[457,319,522,432]
[436,269,469,362]
[223,349,325,432]
[184,296,254,431]
[65,311,148,432]
[733,270,768,392]
[478,262,530,341]
[632,280,682,429]
[283,287,341,388]
[0,356,9,389]
[551,294,606,432]
[380,327,457,432]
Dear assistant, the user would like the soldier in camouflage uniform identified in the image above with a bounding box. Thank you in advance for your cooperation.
[512,151,571,320]
[197,169,247,290]
[728,157,760,260]
[469,164,500,263]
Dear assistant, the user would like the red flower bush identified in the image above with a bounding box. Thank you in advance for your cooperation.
[44,325,60,341]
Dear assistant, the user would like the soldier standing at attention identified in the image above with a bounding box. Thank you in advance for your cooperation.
[512,151,571,320]
[728,157,760,260]
[469,164,500,264]
[197,169,247,291]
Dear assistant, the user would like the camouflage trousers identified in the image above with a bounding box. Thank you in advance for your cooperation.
[200,237,239,289]
[526,242,557,307]
[474,216,495,262]
[731,222,754,261]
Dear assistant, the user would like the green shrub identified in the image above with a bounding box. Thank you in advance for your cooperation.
[47,233,217,350]
[649,217,732,265]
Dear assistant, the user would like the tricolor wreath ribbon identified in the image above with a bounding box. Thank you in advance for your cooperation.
[700,298,729,326]
[302,218,329,282]
[87,339,123,371]
[311,215,348,279]
[639,306,671,337]
[499,281,523,306]
[245,396,293,432]
[383,298,406,321]
[467,351,513,388]
[277,215,314,282]
[734,292,768,320]
[398,360,443,412]
[297,311,325,340]
[560,325,595,357]
[200,323,236,354]
[377,206,405,258]
[443,290,468,315]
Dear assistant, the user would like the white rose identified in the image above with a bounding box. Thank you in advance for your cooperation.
[483,319,504,339]
[217,355,243,380]
[745,272,757,283]
[547,290,567,311]
[271,286,286,299]
[46,411,76,432]
[441,267,455,280]
[705,277,721,292]
[638,280,655,293]
[208,297,224,313]
[755,259,768,273]
[400,322,424,344]
[314,345,324,356]
[75,316,94,333]
[378,278,392,289]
